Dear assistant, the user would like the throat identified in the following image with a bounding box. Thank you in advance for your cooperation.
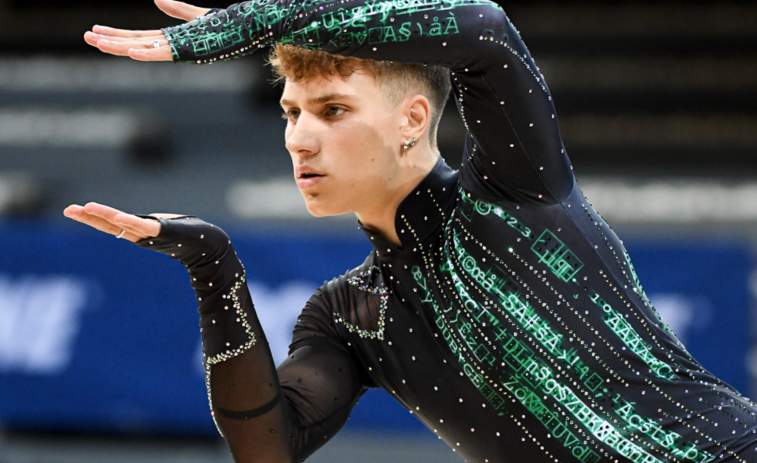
[357,212,402,248]
[356,156,438,248]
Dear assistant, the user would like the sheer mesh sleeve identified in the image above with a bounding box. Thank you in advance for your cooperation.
[136,216,367,462]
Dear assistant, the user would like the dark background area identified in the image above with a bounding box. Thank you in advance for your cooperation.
[1,0,755,187]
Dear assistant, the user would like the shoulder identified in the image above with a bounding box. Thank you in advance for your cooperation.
[327,255,389,341]
[305,253,377,315]
[317,255,389,341]
[290,253,381,350]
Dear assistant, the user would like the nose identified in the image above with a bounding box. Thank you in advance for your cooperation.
[285,113,319,159]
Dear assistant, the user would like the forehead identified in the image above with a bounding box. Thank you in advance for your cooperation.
[279,71,381,106]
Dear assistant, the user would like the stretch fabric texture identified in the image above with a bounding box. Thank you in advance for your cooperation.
[136,1,757,462]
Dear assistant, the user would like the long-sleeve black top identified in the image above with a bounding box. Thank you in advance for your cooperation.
[138,1,757,462]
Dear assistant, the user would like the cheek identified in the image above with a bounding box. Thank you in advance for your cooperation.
[318,116,397,192]
[336,133,387,180]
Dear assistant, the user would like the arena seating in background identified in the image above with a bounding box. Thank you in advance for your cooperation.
[0,2,756,223]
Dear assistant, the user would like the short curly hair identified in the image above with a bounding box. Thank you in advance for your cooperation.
[268,44,451,147]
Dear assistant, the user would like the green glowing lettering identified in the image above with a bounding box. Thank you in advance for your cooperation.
[591,293,678,381]
[458,188,532,238]
[398,22,412,40]
[531,229,584,282]
[429,17,443,35]
[384,25,397,41]
[444,14,459,34]
[612,397,715,463]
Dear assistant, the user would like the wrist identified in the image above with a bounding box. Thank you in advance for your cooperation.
[198,269,257,364]
[136,215,241,307]
[135,215,257,362]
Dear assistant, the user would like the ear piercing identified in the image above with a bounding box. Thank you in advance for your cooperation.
[403,137,416,150]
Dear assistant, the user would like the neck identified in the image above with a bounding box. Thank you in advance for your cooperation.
[356,147,438,247]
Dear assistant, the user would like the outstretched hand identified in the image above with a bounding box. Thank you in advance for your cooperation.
[64,202,177,243]
[83,0,212,61]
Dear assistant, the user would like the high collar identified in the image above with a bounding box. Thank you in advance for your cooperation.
[358,158,458,262]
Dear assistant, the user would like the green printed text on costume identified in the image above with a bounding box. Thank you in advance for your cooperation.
[414,267,506,410]
[590,293,677,381]
[447,231,597,384]
[448,232,712,461]
[611,395,715,463]
[531,229,583,282]
[412,266,602,462]
[165,0,497,60]
[458,189,533,239]
[416,256,664,463]
[413,217,715,462]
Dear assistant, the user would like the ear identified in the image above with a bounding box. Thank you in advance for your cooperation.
[401,94,431,143]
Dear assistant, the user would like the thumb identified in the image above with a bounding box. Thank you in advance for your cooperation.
[155,0,211,21]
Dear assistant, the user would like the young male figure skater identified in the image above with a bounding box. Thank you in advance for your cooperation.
[65,0,757,461]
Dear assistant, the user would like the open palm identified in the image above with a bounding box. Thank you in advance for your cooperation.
[83,0,211,61]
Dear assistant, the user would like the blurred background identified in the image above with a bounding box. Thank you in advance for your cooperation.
[1,0,756,461]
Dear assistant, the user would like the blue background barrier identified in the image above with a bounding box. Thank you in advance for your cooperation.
[0,221,753,436]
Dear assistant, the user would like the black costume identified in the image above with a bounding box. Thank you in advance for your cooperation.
[139,0,757,462]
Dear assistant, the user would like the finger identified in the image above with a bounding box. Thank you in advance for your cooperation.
[97,38,170,56]
[113,213,161,238]
[96,39,139,56]
[128,47,173,62]
[71,210,132,238]
[155,0,211,21]
[112,35,166,44]
[67,204,150,243]
[84,31,101,47]
[109,216,150,237]
[63,204,85,218]
[112,224,150,243]
[86,32,165,45]
[113,230,142,243]
[92,25,164,38]
[82,201,124,219]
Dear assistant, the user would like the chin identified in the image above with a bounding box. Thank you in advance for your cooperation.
[304,199,337,217]
[303,196,351,218]
[307,208,331,218]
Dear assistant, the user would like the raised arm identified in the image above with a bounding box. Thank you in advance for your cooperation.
[163,0,573,202]
[87,0,573,202]
[63,203,367,462]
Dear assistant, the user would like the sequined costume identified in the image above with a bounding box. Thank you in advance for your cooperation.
[140,0,757,462]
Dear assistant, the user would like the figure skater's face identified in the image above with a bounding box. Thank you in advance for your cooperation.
[280,71,409,218]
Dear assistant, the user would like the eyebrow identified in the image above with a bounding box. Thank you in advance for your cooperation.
[280,93,356,108]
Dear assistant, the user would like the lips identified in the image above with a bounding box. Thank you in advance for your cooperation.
[295,167,325,189]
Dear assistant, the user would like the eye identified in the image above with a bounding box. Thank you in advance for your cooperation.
[282,109,299,121]
[326,106,344,116]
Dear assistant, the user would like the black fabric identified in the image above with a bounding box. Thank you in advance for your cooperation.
[137,218,367,462]
[148,1,757,462]
[216,390,282,420]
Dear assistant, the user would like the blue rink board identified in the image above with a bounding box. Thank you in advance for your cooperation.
[0,221,753,436]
